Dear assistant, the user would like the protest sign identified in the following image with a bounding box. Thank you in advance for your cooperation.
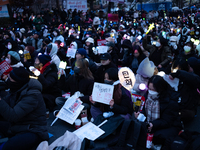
[0,60,12,77]
[56,105,84,125]
[0,5,9,17]
[98,46,108,54]
[51,92,84,126]
[97,39,106,46]
[118,67,136,91]
[66,0,87,12]
[92,82,114,105]
[66,48,76,58]
[108,13,119,22]
[24,52,31,60]
[73,122,105,141]
[59,61,67,69]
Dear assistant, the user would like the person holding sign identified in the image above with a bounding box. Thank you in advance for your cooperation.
[90,68,133,120]
[31,54,62,111]
[2,51,24,81]
[56,58,94,108]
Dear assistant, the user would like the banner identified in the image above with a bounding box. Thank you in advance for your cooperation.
[0,5,9,17]
[97,39,106,46]
[66,0,87,12]
[0,0,9,6]
[108,13,118,22]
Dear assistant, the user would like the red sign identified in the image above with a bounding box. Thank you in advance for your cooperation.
[0,60,12,77]
[108,13,119,22]
[97,39,106,46]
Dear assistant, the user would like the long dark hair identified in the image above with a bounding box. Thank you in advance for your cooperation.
[148,75,169,97]
[76,58,94,80]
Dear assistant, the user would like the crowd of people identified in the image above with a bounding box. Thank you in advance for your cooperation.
[0,6,200,150]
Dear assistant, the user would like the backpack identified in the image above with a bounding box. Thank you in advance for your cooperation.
[170,130,200,150]
[108,116,147,150]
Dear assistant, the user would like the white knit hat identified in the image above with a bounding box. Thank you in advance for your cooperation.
[170,36,179,44]
[86,37,94,44]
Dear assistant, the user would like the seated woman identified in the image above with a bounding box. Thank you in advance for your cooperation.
[32,54,62,111]
[134,75,182,146]
[90,68,133,120]
[0,67,48,150]
[23,46,38,68]
[56,58,94,108]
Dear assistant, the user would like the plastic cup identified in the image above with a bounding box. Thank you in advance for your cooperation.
[75,119,81,129]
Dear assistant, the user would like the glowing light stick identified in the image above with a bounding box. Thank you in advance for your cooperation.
[146,23,155,34]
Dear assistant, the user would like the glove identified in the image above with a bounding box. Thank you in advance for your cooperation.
[34,69,41,76]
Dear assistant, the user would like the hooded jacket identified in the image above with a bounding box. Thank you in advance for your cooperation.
[49,43,61,69]
[0,79,49,140]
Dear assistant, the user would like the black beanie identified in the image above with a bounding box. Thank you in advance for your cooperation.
[10,67,30,83]
[38,54,51,65]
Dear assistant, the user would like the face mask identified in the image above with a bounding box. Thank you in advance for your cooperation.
[148,90,159,100]
[148,90,158,95]
[34,63,40,69]
[74,67,80,74]
[53,32,57,37]
[104,80,113,85]
[8,44,12,50]
[196,31,199,35]
[184,45,191,53]
[5,58,11,64]
[138,32,141,35]
[170,42,176,46]
[156,42,161,47]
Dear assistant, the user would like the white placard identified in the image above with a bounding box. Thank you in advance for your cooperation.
[98,46,108,54]
[63,96,82,114]
[66,48,76,58]
[57,105,84,125]
[92,82,114,105]
[118,67,136,91]
[73,122,105,141]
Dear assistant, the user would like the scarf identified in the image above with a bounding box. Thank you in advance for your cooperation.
[40,62,51,74]
[145,94,160,122]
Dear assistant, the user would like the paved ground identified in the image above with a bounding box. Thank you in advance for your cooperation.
[46,106,200,149]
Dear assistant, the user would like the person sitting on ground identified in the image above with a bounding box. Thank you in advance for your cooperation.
[56,58,94,109]
[31,54,62,111]
[0,67,49,150]
[72,48,98,75]
[169,57,200,123]
[94,53,117,83]
[90,68,133,120]
[134,75,182,147]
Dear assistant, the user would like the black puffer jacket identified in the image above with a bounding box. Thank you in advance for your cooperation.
[172,70,200,112]
[38,63,62,98]
[151,91,182,131]
[0,79,49,140]
[94,62,117,83]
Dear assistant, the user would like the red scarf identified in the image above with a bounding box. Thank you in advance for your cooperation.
[40,62,51,74]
